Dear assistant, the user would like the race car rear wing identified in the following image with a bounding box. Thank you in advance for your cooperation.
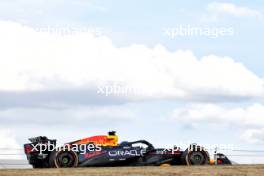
[24,136,56,155]
[28,136,56,144]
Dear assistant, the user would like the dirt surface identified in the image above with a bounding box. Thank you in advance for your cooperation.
[0,165,264,176]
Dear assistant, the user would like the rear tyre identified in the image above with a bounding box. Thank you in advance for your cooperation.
[49,150,78,168]
[185,151,209,165]
[182,144,209,166]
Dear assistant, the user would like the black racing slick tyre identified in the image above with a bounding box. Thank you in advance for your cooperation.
[182,144,209,166]
[49,150,78,168]
[185,151,209,165]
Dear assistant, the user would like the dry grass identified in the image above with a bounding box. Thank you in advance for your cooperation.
[0,165,264,176]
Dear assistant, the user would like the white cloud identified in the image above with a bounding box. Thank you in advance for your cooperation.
[0,20,263,103]
[207,2,262,18]
[170,103,264,127]
[0,129,21,159]
[241,128,264,143]
[169,103,264,143]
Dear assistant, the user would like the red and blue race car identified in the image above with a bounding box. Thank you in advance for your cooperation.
[24,131,232,168]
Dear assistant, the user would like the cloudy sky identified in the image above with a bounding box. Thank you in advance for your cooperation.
[0,0,264,163]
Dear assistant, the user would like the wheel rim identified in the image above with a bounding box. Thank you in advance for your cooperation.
[62,157,69,164]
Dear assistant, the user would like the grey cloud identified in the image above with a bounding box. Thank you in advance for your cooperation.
[0,89,130,109]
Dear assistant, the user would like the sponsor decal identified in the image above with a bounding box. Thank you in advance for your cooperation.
[108,149,145,157]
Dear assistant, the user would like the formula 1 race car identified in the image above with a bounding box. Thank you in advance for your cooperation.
[24,131,232,168]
